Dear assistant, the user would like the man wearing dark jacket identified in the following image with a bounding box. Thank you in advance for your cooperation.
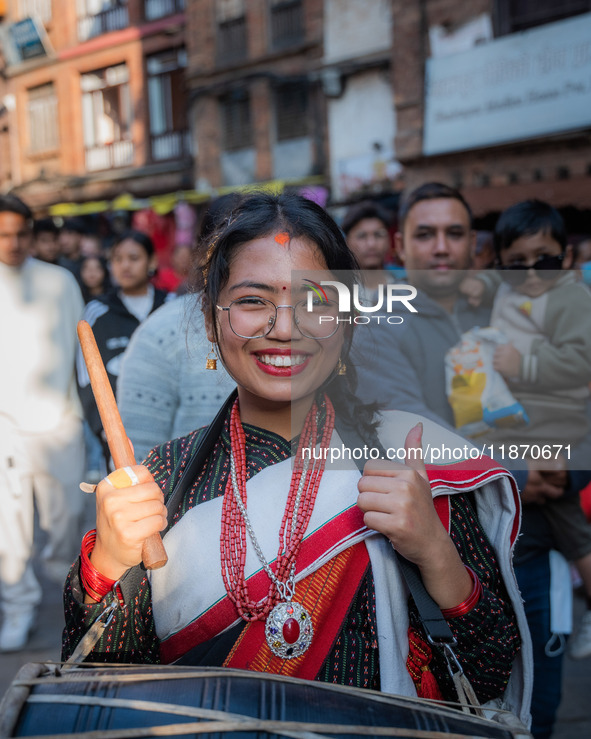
[352,182,588,739]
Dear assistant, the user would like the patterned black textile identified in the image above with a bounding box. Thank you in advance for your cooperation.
[63,411,520,702]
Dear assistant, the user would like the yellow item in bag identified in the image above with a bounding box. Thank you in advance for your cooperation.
[445,327,529,438]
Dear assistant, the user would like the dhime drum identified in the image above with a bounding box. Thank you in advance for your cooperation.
[0,663,530,739]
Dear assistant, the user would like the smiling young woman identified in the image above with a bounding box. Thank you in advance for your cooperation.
[204,234,344,439]
[63,193,531,726]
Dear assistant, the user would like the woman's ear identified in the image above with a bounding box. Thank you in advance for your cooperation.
[204,309,215,342]
[563,244,574,270]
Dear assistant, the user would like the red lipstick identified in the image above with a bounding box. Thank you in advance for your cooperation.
[252,348,311,376]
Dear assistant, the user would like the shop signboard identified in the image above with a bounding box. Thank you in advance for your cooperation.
[424,12,591,154]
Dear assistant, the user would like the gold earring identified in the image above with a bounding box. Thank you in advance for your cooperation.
[337,358,347,375]
[205,343,217,371]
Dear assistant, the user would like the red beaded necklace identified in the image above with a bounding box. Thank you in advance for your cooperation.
[220,395,335,658]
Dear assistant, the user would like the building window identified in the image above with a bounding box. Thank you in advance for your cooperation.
[217,16,247,62]
[216,0,247,64]
[18,0,52,24]
[275,82,308,141]
[496,0,591,34]
[270,0,304,50]
[77,0,129,43]
[27,83,58,153]
[220,90,252,150]
[144,0,185,22]
[81,64,133,172]
[147,48,191,161]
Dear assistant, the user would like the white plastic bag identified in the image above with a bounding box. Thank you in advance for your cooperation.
[445,327,529,438]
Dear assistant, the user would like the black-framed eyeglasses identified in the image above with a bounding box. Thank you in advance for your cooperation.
[216,296,341,339]
[497,253,564,286]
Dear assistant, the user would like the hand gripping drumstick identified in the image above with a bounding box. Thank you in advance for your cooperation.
[77,320,168,570]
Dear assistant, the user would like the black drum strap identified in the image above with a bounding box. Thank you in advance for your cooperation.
[161,388,238,537]
[119,389,238,604]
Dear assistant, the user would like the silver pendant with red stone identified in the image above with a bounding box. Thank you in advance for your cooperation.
[265,600,313,658]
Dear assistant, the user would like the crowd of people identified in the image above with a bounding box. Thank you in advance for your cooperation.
[0,184,590,739]
[350,185,591,739]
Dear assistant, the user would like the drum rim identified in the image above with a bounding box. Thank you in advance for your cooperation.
[0,662,47,738]
[1,662,525,739]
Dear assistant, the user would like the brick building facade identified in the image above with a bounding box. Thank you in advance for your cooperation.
[185,0,326,192]
[1,0,399,212]
[0,0,191,211]
[392,0,591,228]
[4,1,588,224]
[184,0,400,206]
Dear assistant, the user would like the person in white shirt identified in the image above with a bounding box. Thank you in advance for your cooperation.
[0,195,85,651]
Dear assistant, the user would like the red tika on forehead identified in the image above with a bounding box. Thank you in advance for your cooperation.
[274,232,290,246]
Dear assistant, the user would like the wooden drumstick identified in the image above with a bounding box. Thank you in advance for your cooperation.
[77,320,168,570]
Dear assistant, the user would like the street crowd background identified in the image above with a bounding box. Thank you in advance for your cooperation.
[2,1,591,738]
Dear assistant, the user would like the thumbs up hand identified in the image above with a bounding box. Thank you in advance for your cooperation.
[357,422,473,609]
[357,423,446,567]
